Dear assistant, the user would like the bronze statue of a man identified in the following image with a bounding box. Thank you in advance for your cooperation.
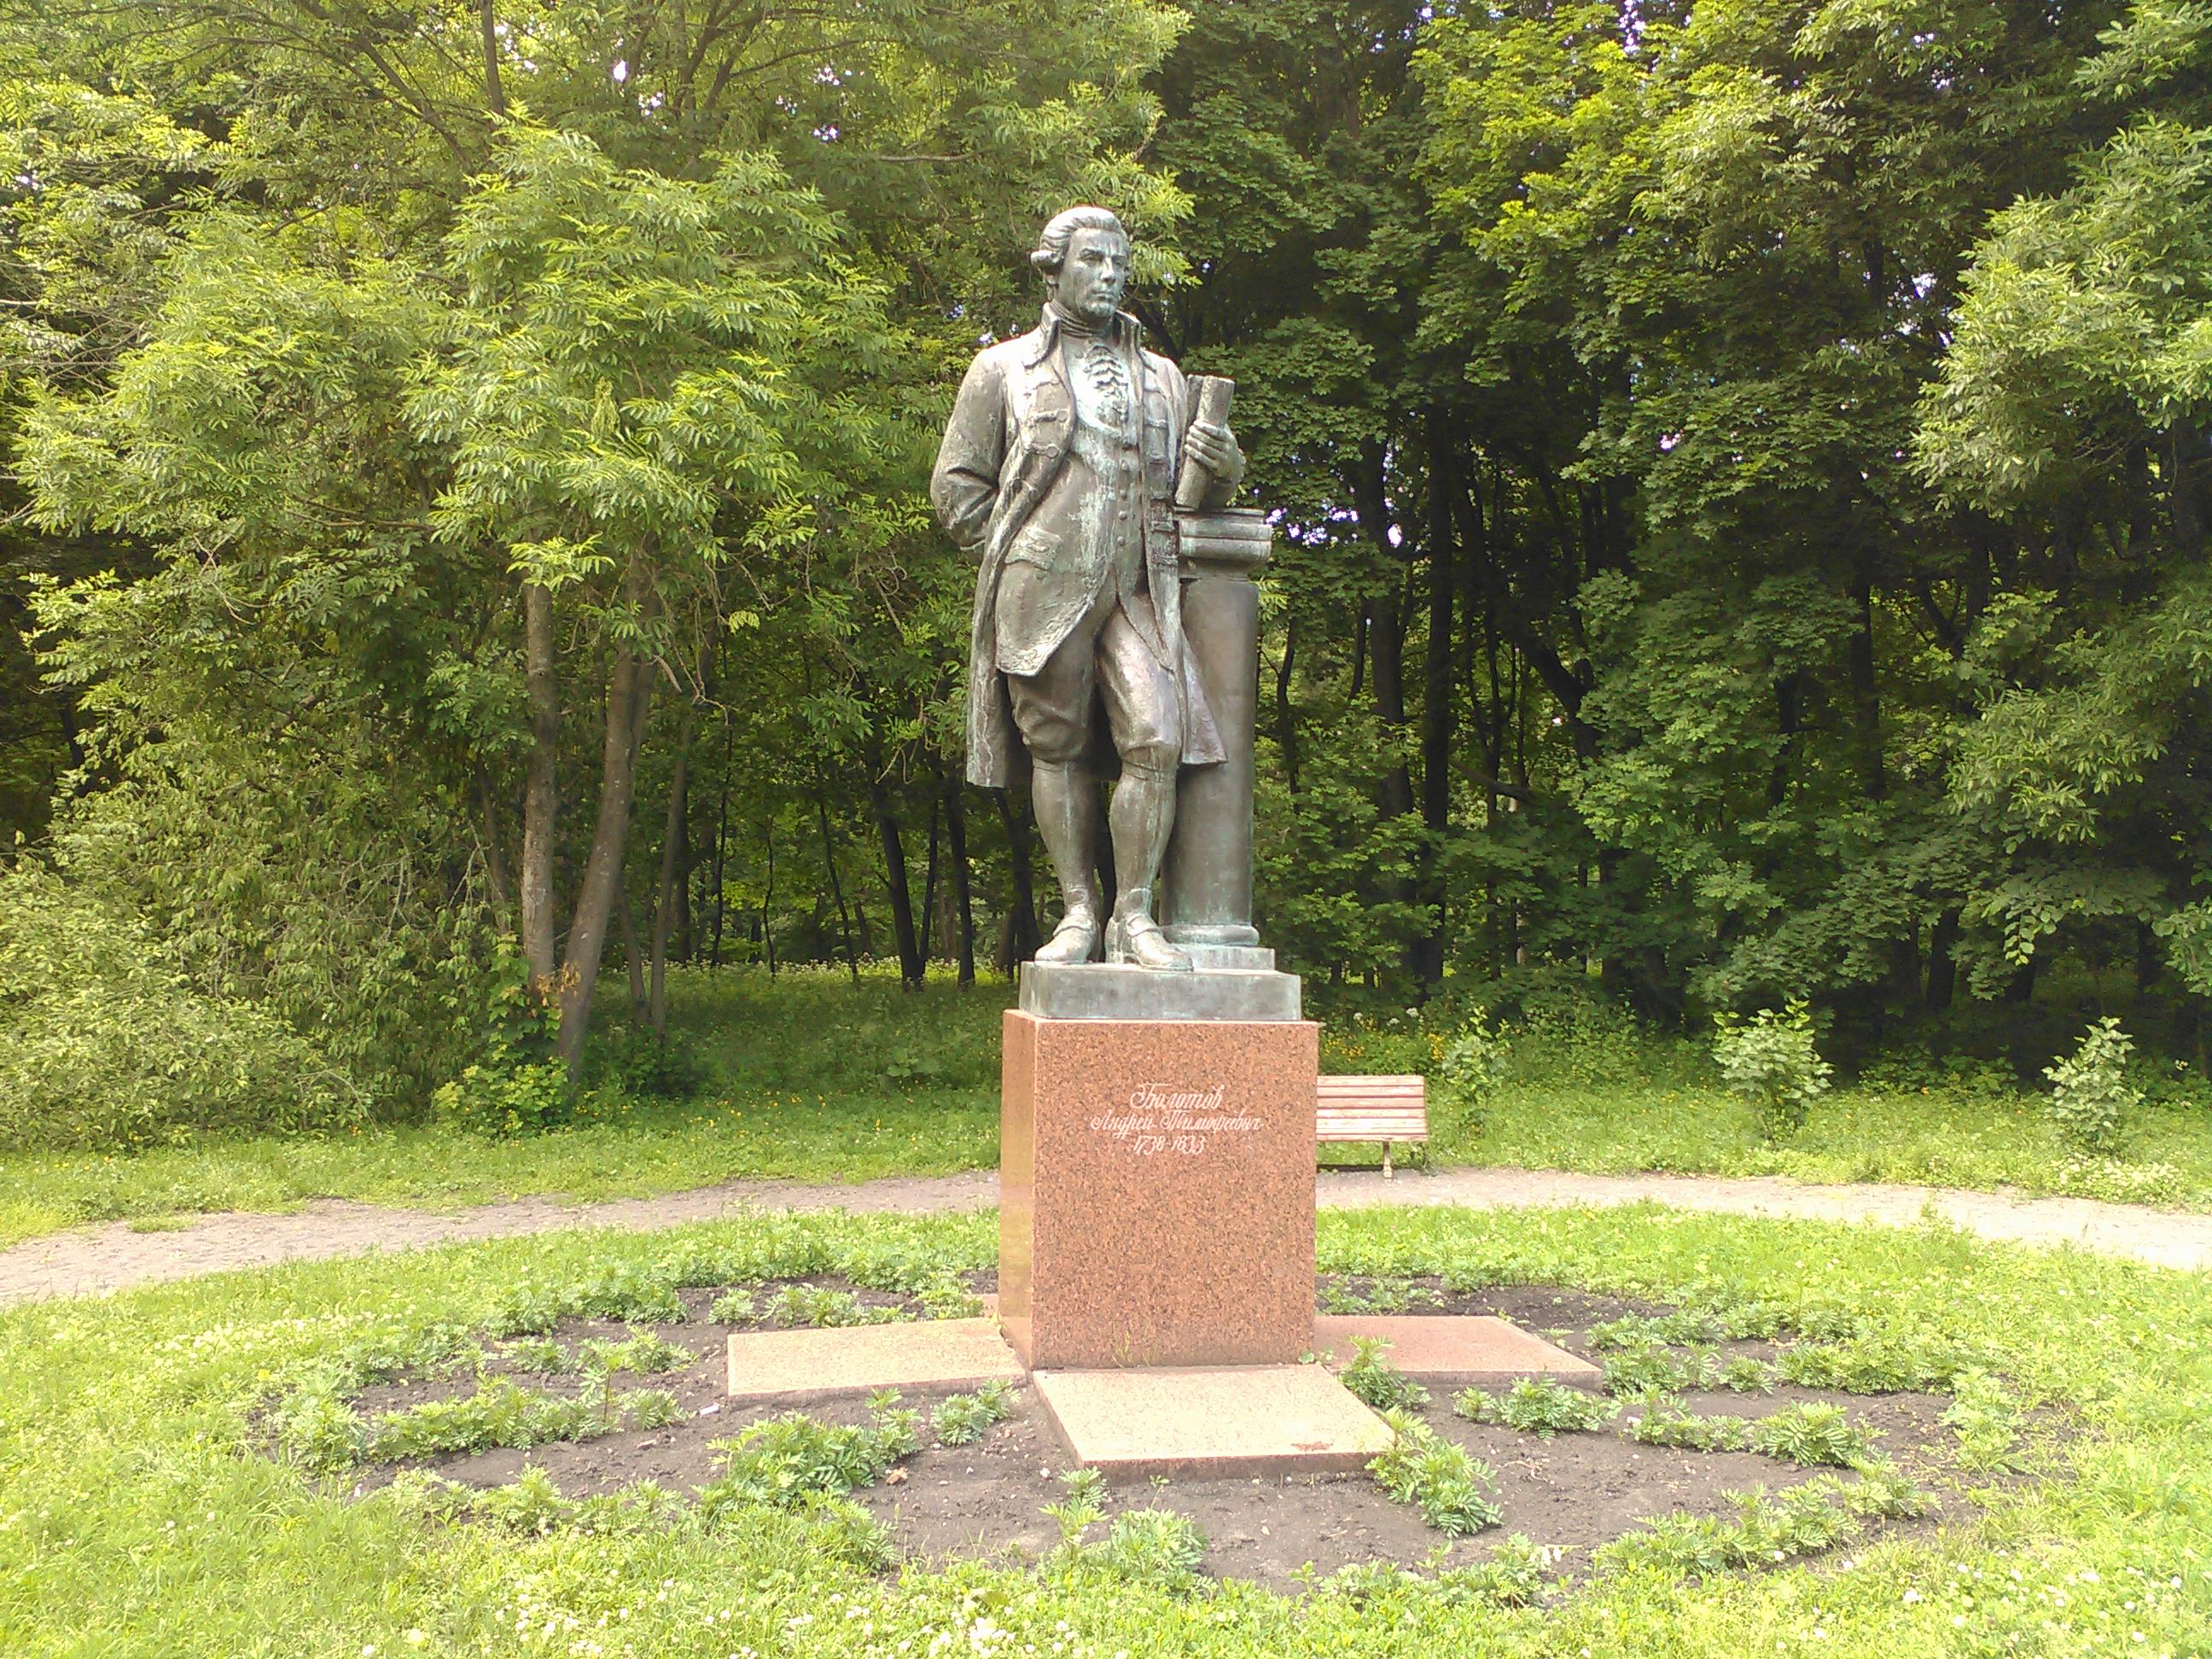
[933,207,1245,971]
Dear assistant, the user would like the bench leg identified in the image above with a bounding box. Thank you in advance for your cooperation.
[1382,1142,1393,1179]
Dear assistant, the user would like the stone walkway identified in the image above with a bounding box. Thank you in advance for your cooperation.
[3,1167,2205,1307]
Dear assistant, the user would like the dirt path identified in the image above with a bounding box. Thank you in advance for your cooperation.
[3,1167,2206,1307]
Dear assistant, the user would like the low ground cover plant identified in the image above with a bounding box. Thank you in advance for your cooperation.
[7,1206,2209,1656]
[1339,1336,1430,1412]
[1455,1375,1618,1435]
[1366,1410,1505,1534]
[932,1380,1016,1447]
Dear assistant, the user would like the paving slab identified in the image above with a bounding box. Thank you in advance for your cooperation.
[1312,1314,1603,1389]
[1031,1364,1394,1481]
[725,1318,1023,1405]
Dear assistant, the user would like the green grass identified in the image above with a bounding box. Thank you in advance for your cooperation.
[5,966,2211,1249]
[3,1205,2209,1655]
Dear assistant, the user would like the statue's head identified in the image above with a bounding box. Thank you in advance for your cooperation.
[1032,206,1130,329]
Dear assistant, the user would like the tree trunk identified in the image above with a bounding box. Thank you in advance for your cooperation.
[919,790,942,962]
[816,787,859,983]
[555,644,653,1076]
[1925,908,1959,1012]
[520,581,559,988]
[647,700,695,1039]
[946,768,976,987]
[761,816,778,976]
[1412,410,1459,987]
[1848,573,1885,801]
[997,789,1043,973]
[619,876,648,1024]
[868,744,927,990]
[478,771,513,920]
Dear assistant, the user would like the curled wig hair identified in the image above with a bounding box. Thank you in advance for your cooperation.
[1030,206,1128,276]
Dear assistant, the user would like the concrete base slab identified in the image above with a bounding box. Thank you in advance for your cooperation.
[726,1318,1023,1406]
[1031,1365,1394,1481]
[1313,1314,1603,1390]
[1017,960,1301,1022]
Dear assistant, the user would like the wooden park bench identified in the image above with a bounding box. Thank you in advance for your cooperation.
[1315,1074,1429,1178]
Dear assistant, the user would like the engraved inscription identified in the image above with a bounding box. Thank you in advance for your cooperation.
[1091,1081,1264,1156]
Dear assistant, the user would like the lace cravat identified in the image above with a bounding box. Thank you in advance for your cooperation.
[1079,339,1133,433]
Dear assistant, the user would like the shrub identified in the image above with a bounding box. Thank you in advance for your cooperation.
[1713,1000,1832,1138]
[1436,1022,1511,1121]
[430,1050,572,1138]
[610,1028,706,1099]
[2044,1017,2139,1156]
[0,862,362,1150]
[1341,1336,1429,1412]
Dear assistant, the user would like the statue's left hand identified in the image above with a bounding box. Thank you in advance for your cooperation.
[1185,419,1239,481]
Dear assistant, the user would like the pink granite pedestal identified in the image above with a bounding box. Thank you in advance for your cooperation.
[999,1010,1318,1370]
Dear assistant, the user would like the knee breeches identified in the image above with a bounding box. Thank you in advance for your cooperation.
[1006,592,1179,773]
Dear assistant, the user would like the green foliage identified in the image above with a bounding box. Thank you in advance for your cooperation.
[1094,1510,1209,1592]
[1339,1336,1429,1412]
[1041,1467,1107,1556]
[1713,1002,1833,1140]
[0,862,361,1150]
[703,1394,918,1512]
[430,1053,574,1141]
[9,1202,2212,1650]
[2045,1017,2142,1155]
[608,1032,707,1101]
[358,1377,678,1462]
[1941,1367,2029,1472]
[1366,1410,1505,1536]
[1592,1467,1930,1579]
[1454,1377,1617,1437]
[933,1380,1017,1447]
[760,1285,911,1329]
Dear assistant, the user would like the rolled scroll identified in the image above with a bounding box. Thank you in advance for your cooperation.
[1173,375,1236,511]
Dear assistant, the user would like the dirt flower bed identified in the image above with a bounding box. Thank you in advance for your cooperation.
[292,1272,1997,1592]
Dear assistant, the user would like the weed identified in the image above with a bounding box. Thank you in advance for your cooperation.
[1942,1367,2026,1471]
[1095,1509,1208,1591]
[1042,1468,1105,1555]
[1586,1310,1732,1349]
[1455,1376,1617,1436]
[358,1377,678,1461]
[1435,1534,1556,1607]
[760,1284,910,1328]
[501,1336,569,1374]
[574,1330,691,1375]
[912,1272,987,1320]
[1625,1399,1877,1467]
[1773,1334,1976,1392]
[933,1379,1016,1447]
[1368,1410,1504,1535]
[702,1394,917,1512]
[708,1286,758,1323]
[2046,1017,2139,1156]
[799,1492,899,1570]
[269,1382,368,1472]
[472,1466,574,1535]
[1592,1464,1926,1579]
[1341,1336,1430,1412]
[1601,1340,1727,1396]
[1713,1000,1832,1139]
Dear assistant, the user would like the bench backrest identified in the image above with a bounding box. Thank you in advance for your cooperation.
[1315,1074,1427,1139]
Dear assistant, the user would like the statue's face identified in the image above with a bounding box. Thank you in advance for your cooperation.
[1051,227,1130,327]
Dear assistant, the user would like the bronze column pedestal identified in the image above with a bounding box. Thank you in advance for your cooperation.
[1165,507,1273,950]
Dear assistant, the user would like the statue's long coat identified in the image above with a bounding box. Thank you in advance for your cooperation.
[931,307,1229,789]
